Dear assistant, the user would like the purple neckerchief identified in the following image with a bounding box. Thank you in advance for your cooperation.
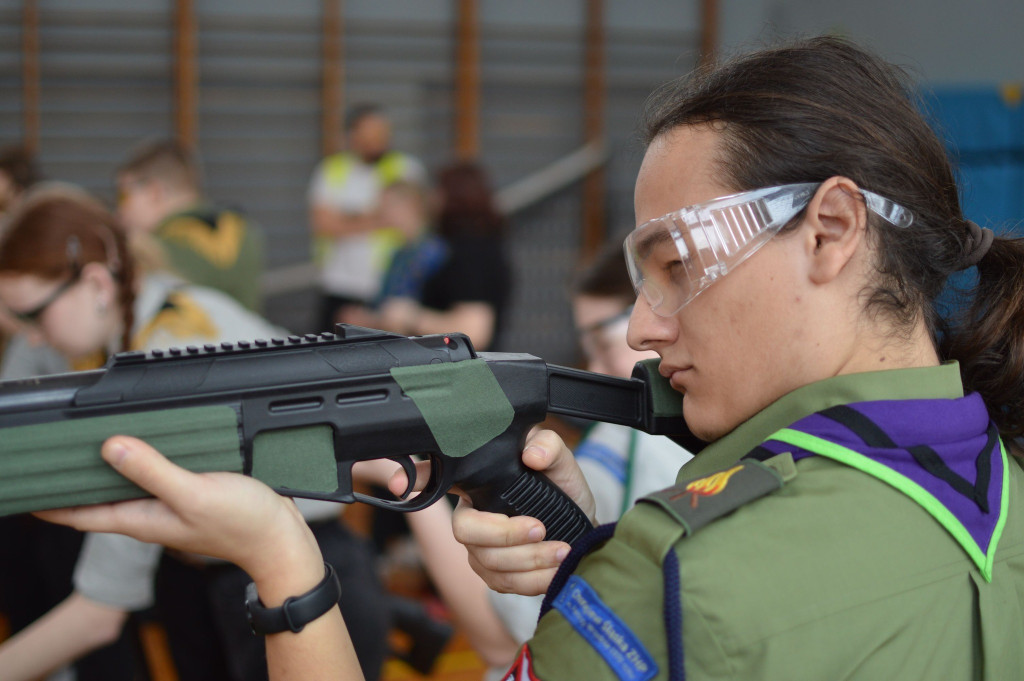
[750,393,1007,580]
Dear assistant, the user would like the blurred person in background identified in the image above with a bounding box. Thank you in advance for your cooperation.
[117,139,264,312]
[336,179,445,329]
[0,146,43,342]
[309,103,426,332]
[0,146,41,225]
[341,161,511,351]
[0,190,389,681]
[373,180,449,304]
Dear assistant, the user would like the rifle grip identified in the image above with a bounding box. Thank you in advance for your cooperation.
[467,471,593,544]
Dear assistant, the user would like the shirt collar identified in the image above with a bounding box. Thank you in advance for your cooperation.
[679,363,965,480]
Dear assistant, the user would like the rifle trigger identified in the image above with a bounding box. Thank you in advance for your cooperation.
[392,456,418,500]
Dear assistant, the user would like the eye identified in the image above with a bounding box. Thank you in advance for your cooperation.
[665,255,690,281]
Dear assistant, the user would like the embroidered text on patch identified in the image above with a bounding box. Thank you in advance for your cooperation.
[552,576,657,681]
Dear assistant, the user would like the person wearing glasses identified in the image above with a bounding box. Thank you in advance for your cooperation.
[0,190,390,681]
[28,35,1024,680]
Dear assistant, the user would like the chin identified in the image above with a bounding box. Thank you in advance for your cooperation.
[682,400,733,443]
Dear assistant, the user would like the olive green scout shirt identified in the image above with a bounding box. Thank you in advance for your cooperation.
[528,364,1024,681]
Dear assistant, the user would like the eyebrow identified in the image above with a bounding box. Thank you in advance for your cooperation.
[633,227,674,261]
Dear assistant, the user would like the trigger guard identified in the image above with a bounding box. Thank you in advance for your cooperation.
[350,455,450,512]
[389,456,418,500]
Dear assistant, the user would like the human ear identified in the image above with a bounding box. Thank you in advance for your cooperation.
[802,176,868,285]
[80,262,118,311]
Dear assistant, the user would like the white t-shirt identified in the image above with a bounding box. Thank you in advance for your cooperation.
[308,151,426,301]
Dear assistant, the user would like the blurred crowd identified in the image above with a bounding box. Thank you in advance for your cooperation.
[0,103,694,681]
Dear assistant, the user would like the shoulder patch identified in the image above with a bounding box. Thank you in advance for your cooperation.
[638,460,783,536]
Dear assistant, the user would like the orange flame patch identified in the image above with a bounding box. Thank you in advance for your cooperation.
[674,465,744,508]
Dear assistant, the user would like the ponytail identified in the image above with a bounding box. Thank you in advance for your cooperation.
[942,234,1024,439]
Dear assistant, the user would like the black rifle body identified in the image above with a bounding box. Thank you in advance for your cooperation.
[0,325,700,544]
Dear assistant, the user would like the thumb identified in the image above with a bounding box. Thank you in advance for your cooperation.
[102,436,198,506]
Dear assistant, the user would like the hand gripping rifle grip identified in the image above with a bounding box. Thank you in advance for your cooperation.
[468,469,594,544]
[450,424,594,545]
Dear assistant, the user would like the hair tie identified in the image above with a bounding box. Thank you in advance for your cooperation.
[960,220,994,269]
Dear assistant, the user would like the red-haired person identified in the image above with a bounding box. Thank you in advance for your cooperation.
[0,191,389,681]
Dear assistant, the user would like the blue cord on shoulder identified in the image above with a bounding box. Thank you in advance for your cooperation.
[537,521,686,679]
[662,549,684,680]
[539,522,618,620]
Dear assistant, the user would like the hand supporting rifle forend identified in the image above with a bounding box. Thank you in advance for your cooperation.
[0,324,702,544]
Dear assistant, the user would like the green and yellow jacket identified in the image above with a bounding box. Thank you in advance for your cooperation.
[155,203,264,312]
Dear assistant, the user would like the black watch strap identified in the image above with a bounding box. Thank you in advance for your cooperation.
[245,563,341,635]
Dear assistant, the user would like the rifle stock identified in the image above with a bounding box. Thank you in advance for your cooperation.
[0,324,700,544]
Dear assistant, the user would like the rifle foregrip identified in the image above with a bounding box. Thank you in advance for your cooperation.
[471,471,593,544]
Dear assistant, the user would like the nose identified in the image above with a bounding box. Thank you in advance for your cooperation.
[627,295,676,352]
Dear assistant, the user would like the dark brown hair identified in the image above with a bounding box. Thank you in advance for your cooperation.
[118,139,201,193]
[345,102,385,131]
[0,192,137,352]
[0,146,41,191]
[572,241,635,303]
[640,35,1024,437]
[435,161,507,238]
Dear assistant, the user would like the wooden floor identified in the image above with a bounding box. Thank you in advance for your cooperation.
[383,631,488,681]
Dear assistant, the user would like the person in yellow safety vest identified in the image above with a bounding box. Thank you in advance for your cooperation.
[307,103,426,333]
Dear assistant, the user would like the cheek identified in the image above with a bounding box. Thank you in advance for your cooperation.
[677,279,797,438]
[41,296,105,357]
[119,197,148,229]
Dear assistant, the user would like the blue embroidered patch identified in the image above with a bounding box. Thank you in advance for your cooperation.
[552,575,658,681]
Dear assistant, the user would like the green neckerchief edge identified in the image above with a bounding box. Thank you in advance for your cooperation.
[681,362,965,480]
[767,427,1008,582]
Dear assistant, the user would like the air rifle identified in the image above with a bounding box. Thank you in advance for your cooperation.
[0,325,701,544]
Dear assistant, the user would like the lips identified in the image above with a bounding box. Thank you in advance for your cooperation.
[658,362,693,392]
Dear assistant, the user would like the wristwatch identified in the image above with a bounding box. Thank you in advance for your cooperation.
[245,563,341,635]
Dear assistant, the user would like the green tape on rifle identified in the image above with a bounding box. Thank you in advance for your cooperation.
[252,425,338,494]
[637,357,684,417]
[391,359,514,458]
[0,406,241,517]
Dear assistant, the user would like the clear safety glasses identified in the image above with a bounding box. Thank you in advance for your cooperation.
[623,183,914,317]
